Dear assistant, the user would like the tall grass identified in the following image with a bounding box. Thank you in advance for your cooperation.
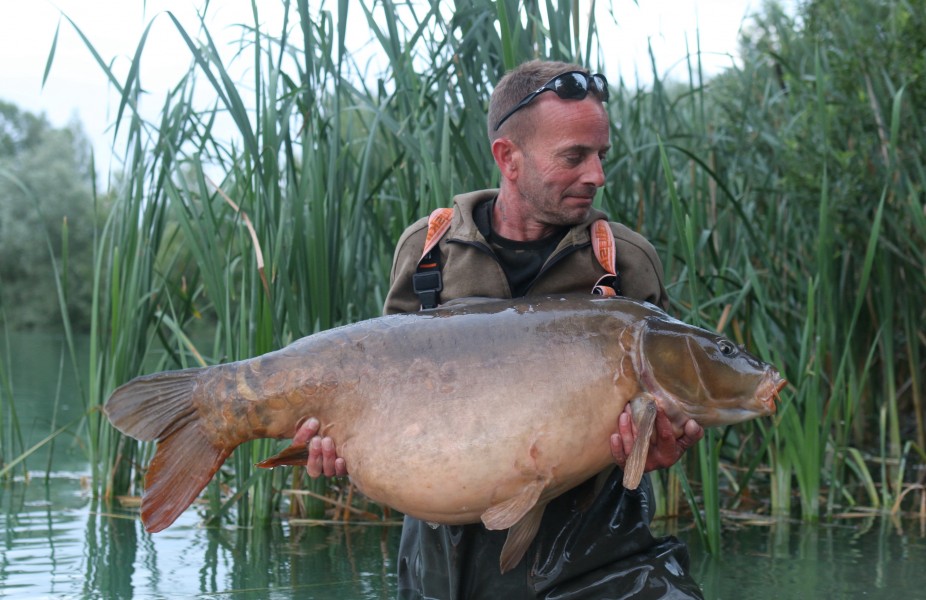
[30,0,925,544]
[599,0,925,535]
[48,0,609,524]
[0,304,23,479]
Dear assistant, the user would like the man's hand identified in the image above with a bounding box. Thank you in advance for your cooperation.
[610,405,703,473]
[294,417,348,478]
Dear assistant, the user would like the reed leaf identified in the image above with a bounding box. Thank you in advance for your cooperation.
[19,0,920,534]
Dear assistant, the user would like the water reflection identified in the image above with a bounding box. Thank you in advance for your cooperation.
[668,515,926,599]
[82,498,137,599]
[2,331,91,474]
[3,475,926,598]
[1,475,402,598]
[199,520,399,599]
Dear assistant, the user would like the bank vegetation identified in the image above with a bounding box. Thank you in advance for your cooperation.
[1,0,923,551]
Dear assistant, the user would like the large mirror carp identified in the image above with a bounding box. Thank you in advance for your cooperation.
[104,294,785,572]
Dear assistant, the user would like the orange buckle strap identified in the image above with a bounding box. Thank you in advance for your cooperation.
[420,208,453,261]
[413,208,454,309]
[590,219,620,296]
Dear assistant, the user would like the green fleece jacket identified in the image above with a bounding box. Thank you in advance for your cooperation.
[383,189,669,314]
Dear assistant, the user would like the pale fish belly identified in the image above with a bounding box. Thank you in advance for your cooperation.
[323,309,631,524]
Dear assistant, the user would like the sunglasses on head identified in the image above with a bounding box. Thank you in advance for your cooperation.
[493,71,609,131]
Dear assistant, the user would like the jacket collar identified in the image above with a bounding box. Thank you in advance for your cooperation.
[449,188,610,251]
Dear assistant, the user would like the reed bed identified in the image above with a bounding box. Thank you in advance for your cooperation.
[9,0,922,547]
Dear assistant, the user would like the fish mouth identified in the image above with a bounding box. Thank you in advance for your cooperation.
[758,371,787,414]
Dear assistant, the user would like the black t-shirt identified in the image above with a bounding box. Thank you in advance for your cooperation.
[473,199,568,297]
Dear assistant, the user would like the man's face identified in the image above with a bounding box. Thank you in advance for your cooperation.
[514,95,611,227]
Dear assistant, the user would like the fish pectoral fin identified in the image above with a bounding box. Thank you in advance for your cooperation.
[481,478,546,530]
[499,504,545,574]
[622,394,658,489]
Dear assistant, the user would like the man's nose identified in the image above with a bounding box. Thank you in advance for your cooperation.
[583,155,606,188]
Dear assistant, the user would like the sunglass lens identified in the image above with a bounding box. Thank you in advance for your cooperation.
[591,74,609,100]
[554,72,590,99]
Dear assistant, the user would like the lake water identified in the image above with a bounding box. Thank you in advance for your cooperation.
[3,331,926,598]
[2,474,402,599]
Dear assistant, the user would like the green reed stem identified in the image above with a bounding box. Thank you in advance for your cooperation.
[26,0,921,533]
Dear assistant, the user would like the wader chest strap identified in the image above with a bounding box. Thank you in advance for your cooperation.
[414,212,621,308]
[413,208,453,309]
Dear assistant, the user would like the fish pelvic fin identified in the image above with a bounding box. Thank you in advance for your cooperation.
[104,368,237,532]
[499,504,545,574]
[482,478,548,573]
[481,478,546,530]
[622,395,658,490]
[256,442,309,468]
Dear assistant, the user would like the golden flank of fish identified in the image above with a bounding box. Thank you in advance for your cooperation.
[104,294,785,572]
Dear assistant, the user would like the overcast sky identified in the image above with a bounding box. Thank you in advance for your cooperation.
[1,0,787,172]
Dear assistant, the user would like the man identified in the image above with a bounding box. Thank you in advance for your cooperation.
[295,60,705,598]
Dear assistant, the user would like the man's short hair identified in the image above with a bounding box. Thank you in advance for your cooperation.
[488,59,590,143]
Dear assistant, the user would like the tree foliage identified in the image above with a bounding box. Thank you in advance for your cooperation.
[0,100,100,330]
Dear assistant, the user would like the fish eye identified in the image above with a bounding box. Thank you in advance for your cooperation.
[718,339,737,356]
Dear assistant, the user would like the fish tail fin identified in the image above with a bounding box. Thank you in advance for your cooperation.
[104,368,236,532]
[142,423,232,532]
[104,368,204,441]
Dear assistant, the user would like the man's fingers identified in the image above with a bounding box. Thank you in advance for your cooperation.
[306,436,324,478]
[611,410,704,473]
[678,419,705,450]
[305,434,348,478]
[321,437,338,477]
[611,410,635,467]
[654,410,675,444]
[293,417,320,446]
[610,433,624,466]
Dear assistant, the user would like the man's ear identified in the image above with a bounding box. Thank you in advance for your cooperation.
[491,137,520,181]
